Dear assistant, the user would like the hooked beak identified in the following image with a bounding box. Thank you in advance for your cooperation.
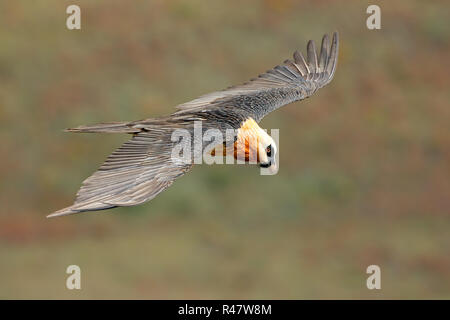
[260,160,278,175]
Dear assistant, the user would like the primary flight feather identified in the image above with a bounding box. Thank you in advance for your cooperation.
[48,32,339,218]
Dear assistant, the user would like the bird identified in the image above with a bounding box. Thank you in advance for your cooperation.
[48,32,339,218]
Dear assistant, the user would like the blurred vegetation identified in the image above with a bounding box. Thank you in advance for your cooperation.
[0,0,449,299]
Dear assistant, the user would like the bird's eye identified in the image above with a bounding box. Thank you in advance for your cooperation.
[266,145,272,157]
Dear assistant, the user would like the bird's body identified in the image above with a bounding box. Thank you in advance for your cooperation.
[48,32,339,218]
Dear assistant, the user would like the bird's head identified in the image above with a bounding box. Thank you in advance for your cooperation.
[256,130,278,174]
[235,118,278,174]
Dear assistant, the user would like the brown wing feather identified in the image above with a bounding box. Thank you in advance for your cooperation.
[174,32,339,122]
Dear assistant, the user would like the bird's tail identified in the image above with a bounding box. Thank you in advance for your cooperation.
[65,122,140,134]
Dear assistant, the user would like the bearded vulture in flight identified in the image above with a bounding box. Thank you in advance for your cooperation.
[48,32,339,218]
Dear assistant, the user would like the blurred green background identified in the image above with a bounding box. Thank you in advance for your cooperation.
[0,0,449,299]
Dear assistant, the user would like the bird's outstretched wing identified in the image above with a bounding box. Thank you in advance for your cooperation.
[174,32,339,123]
[47,128,192,218]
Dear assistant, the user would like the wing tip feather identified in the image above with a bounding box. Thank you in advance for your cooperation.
[327,31,339,77]
[47,206,79,218]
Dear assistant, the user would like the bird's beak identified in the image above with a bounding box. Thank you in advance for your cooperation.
[260,160,278,175]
